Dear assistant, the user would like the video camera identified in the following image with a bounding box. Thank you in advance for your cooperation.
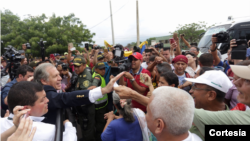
[111,44,131,76]
[213,31,229,43]
[231,39,248,60]
[155,43,163,48]
[38,38,47,61]
[110,58,131,76]
[26,43,31,49]
[133,46,141,53]
[1,45,25,80]
[61,63,69,70]
[113,44,124,57]
[94,45,101,50]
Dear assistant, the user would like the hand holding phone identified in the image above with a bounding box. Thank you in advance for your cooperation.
[50,54,55,61]
[70,47,76,51]
[140,73,152,86]
[169,38,176,44]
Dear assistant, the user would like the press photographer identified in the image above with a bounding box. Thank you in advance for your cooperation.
[118,52,151,112]
[1,65,34,111]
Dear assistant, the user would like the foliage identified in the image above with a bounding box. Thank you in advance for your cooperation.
[146,37,156,46]
[170,21,215,46]
[1,9,95,57]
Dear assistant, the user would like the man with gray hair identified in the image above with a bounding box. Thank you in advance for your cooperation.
[114,86,202,141]
[34,63,124,124]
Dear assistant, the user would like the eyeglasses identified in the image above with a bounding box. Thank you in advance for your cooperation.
[234,77,250,85]
[191,85,212,91]
[189,49,197,51]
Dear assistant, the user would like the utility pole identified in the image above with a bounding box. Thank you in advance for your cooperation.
[136,0,140,47]
[110,0,115,46]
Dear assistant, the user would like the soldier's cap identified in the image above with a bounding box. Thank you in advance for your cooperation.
[97,54,105,60]
[95,62,106,69]
[73,56,86,66]
[60,56,67,60]
[29,61,37,68]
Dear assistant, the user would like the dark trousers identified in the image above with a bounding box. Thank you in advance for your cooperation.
[95,102,109,141]
[78,104,95,141]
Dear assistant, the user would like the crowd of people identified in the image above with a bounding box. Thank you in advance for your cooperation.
[1,33,250,141]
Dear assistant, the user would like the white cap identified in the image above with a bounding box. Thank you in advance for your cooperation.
[185,70,232,93]
[230,65,250,80]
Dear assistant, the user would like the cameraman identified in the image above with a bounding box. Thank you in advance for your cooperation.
[1,65,34,111]
[119,52,151,112]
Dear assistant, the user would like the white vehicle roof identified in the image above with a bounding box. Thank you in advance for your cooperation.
[213,17,250,28]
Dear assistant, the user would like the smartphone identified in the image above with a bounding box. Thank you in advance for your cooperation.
[140,73,145,83]
[70,47,76,51]
[169,38,175,44]
[85,43,89,51]
[50,54,55,61]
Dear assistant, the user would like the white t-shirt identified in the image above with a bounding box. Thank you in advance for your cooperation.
[176,73,186,86]
[185,65,200,78]
[141,62,148,69]
[183,131,202,141]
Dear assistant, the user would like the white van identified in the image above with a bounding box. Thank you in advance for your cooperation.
[198,17,250,60]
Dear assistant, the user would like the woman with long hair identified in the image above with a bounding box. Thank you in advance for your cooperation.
[101,92,151,141]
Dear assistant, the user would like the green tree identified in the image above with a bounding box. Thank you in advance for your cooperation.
[146,37,156,46]
[1,9,95,57]
[0,10,20,53]
[170,21,214,47]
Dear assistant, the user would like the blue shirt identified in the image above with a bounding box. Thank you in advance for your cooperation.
[101,115,143,141]
[217,60,230,73]
[246,48,250,57]
[1,79,17,110]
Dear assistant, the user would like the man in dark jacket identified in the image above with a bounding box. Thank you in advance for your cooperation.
[34,63,123,124]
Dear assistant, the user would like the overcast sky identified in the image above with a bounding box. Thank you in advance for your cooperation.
[2,0,250,46]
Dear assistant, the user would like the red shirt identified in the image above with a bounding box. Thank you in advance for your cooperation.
[124,67,151,112]
[89,62,94,69]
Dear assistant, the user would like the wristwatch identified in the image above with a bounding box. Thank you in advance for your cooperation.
[130,78,135,83]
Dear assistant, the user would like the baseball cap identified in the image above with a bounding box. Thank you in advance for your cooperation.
[55,53,60,56]
[60,56,67,60]
[95,62,106,69]
[29,61,37,68]
[128,52,143,61]
[172,55,188,64]
[73,56,86,66]
[230,65,250,80]
[64,52,68,55]
[97,54,105,60]
[185,70,232,93]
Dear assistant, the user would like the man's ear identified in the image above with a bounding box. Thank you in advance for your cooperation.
[154,118,165,135]
[41,79,48,85]
[207,90,217,101]
[170,84,175,87]
[18,74,23,80]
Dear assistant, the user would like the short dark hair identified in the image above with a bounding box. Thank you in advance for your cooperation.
[199,67,214,76]
[160,72,179,88]
[149,55,156,62]
[190,46,199,52]
[206,85,225,102]
[16,65,34,78]
[199,53,213,67]
[156,62,172,74]
[8,81,43,113]
[185,52,198,67]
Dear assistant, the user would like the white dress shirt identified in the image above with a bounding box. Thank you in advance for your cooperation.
[0,114,77,141]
